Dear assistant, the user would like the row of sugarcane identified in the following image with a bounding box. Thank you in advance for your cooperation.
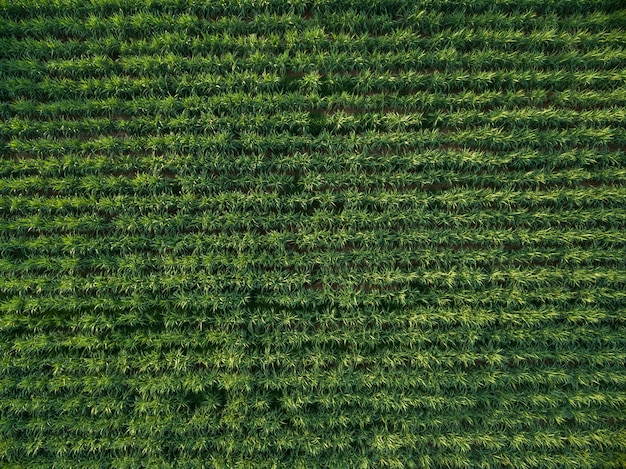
[2,39,626,74]
[2,67,625,101]
[1,4,623,40]
[4,129,624,159]
[2,88,625,117]
[2,107,625,140]
[0,164,624,194]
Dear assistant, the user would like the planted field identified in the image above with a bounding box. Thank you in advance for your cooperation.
[1,0,626,467]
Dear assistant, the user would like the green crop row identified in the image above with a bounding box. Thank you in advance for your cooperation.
[4,88,626,121]
[1,9,624,40]
[5,129,624,162]
[2,148,624,183]
[3,68,626,102]
[1,0,622,20]
[3,43,626,78]
[2,107,625,141]
[1,167,623,198]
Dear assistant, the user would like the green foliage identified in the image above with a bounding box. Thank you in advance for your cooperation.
[0,0,625,467]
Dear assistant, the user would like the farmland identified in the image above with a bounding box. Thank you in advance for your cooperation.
[0,0,625,467]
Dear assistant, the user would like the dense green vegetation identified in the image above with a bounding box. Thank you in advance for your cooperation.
[1,0,625,467]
